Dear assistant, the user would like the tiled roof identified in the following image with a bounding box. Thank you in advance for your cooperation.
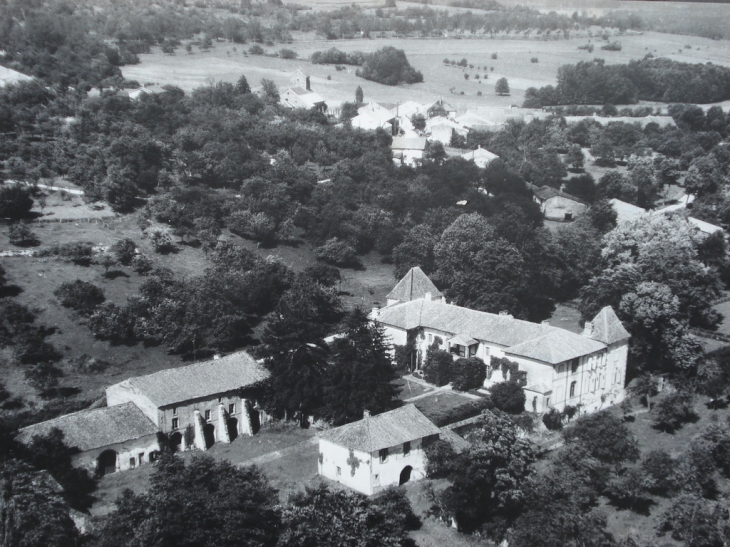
[377,299,555,347]
[589,306,631,345]
[448,334,478,346]
[319,404,440,453]
[524,383,553,394]
[386,267,442,302]
[17,402,158,452]
[391,137,427,151]
[439,428,470,453]
[533,185,586,205]
[117,351,269,407]
[461,147,498,162]
[505,329,605,364]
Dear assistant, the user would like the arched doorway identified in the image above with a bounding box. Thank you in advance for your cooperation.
[169,431,183,452]
[227,418,238,442]
[203,423,215,449]
[399,466,413,486]
[98,450,117,476]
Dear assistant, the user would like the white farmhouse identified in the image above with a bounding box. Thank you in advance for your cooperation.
[460,145,499,168]
[373,268,630,414]
[318,404,441,495]
[391,136,427,166]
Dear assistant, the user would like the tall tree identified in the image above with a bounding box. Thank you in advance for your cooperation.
[261,275,342,423]
[355,85,363,104]
[92,454,280,547]
[322,309,400,425]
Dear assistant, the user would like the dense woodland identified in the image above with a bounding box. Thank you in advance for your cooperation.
[2,0,730,546]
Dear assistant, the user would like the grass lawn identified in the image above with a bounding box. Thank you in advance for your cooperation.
[547,303,582,334]
[395,377,434,401]
[413,391,484,426]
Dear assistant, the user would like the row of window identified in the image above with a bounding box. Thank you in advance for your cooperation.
[170,404,236,430]
[379,442,411,463]
[128,451,157,469]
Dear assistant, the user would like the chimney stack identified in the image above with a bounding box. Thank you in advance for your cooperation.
[363,409,370,419]
[425,292,432,301]
[582,321,594,337]
[213,354,221,360]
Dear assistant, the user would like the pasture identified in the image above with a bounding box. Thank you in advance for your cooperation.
[122,29,730,110]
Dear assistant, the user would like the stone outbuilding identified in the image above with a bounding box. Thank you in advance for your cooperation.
[530,185,588,221]
[17,402,160,476]
[318,404,441,495]
[391,136,427,167]
[106,351,270,452]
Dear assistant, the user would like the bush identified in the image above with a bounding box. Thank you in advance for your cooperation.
[39,242,94,265]
[149,230,175,253]
[110,238,137,265]
[653,391,698,433]
[228,210,277,246]
[531,57,538,63]
[488,381,526,414]
[642,450,679,496]
[601,41,622,51]
[131,254,153,275]
[0,185,34,220]
[417,397,493,427]
[8,223,39,247]
[54,280,106,317]
[315,238,360,268]
[24,362,63,391]
[279,49,298,60]
[451,357,486,391]
[249,44,264,55]
[565,410,639,464]
[88,302,134,342]
[424,439,456,478]
[422,348,453,387]
[542,408,563,430]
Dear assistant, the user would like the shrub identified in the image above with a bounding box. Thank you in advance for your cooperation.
[491,52,498,59]
[0,185,34,220]
[314,238,360,268]
[451,357,486,391]
[149,230,175,253]
[8,223,39,247]
[601,41,622,51]
[303,263,341,287]
[417,397,493,427]
[531,57,538,63]
[54,280,106,317]
[88,302,134,341]
[279,48,298,59]
[542,408,563,430]
[642,450,679,496]
[424,439,456,478]
[229,210,278,246]
[249,44,264,55]
[422,347,453,387]
[131,254,153,275]
[110,238,137,265]
[24,362,62,391]
[653,391,698,433]
[565,410,639,464]
[39,242,94,265]
[488,381,525,414]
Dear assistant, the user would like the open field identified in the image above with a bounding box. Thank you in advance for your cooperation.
[122,29,730,110]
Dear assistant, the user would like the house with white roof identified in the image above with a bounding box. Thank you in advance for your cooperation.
[610,198,724,235]
[461,146,499,168]
[280,86,327,112]
[17,403,160,476]
[107,351,270,452]
[373,268,630,414]
[318,404,442,495]
[391,136,427,166]
[426,116,467,145]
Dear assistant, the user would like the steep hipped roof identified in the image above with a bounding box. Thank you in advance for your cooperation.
[504,329,605,364]
[17,402,157,452]
[461,147,499,163]
[609,198,646,222]
[116,351,269,407]
[386,267,442,302]
[319,404,440,453]
[589,306,631,345]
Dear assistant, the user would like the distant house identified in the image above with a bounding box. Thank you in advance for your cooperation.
[106,351,270,453]
[127,84,167,101]
[318,404,441,495]
[426,98,457,119]
[391,136,427,166]
[17,403,159,476]
[280,86,327,112]
[351,112,393,132]
[290,69,311,90]
[426,116,466,145]
[530,185,588,221]
[373,268,630,414]
[460,145,498,168]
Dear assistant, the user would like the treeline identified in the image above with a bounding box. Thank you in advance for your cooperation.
[311,48,365,66]
[524,57,730,107]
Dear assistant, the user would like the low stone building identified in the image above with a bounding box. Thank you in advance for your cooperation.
[460,145,499,168]
[318,404,441,495]
[531,185,588,221]
[17,402,159,476]
[391,136,427,166]
[106,351,270,452]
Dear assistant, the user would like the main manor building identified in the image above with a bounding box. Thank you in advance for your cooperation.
[373,268,630,414]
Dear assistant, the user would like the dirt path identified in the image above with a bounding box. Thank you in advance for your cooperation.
[237,436,319,467]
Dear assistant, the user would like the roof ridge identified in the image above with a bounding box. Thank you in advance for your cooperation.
[19,401,138,431]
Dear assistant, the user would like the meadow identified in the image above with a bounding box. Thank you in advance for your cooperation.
[122,29,730,111]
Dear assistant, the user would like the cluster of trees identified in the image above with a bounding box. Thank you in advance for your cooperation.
[89,453,420,547]
[420,344,487,390]
[356,47,423,86]
[524,57,730,107]
[310,47,365,66]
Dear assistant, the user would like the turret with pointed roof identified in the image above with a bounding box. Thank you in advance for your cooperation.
[386,267,443,305]
[586,306,631,345]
